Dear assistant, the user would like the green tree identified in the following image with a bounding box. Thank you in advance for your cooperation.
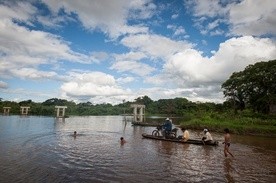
[222,60,276,114]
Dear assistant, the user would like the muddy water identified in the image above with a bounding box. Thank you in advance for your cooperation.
[0,115,275,183]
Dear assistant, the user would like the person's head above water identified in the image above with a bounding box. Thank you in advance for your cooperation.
[74,131,77,135]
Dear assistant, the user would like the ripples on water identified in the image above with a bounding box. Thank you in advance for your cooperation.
[0,115,275,183]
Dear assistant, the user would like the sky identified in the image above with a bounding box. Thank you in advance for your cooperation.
[0,0,276,105]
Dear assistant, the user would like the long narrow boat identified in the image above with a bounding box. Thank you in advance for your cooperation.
[142,133,219,146]
[132,122,161,127]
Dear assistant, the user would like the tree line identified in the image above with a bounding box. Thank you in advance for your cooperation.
[0,97,224,116]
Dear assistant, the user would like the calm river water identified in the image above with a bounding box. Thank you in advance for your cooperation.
[0,115,275,183]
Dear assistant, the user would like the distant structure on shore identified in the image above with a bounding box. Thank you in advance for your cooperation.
[3,107,11,115]
[55,106,67,118]
[20,106,30,116]
[130,104,145,123]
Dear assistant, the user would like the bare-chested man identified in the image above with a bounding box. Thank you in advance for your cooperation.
[223,128,234,157]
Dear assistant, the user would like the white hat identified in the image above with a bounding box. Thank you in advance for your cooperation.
[166,118,169,120]
[203,129,208,132]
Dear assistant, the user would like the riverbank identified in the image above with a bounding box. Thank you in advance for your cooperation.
[178,112,276,137]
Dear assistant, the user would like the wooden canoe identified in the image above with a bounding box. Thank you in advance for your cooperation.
[142,133,219,146]
[132,122,161,127]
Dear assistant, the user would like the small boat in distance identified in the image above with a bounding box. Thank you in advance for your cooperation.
[142,133,219,146]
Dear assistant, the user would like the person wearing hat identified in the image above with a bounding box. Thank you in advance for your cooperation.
[202,129,213,143]
[162,118,172,138]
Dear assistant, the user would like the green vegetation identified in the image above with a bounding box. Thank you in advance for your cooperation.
[180,110,276,136]
[222,60,276,114]
[0,60,275,136]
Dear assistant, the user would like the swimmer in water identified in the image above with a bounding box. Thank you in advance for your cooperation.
[120,137,126,145]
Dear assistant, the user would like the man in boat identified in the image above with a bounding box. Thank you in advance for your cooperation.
[202,129,213,143]
[162,118,172,138]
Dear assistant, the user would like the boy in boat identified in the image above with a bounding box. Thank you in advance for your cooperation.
[223,128,234,157]
[202,129,213,143]
[180,128,190,141]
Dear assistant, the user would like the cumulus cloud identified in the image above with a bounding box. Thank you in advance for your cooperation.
[116,76,136,84]
[228,0,276,36]
[121,33,193,59]
[111,51,155,76]
[0,4,94,80]
[9,68,57,80]
[41,0,153,38]
[188,0,276,36]
[188,0,228,18]
[163,36,276,87]
[139,36,276,103]
[0,1,36,24]
[60,72,132,101]
[110,60,155,76]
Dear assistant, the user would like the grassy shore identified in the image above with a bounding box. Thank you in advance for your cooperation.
[179,111,276,137]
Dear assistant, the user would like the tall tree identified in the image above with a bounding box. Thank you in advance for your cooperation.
[222,60,276,114]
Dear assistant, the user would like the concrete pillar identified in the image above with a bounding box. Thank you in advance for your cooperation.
[20,106,30,115]
[130,104,145,122]
[55,106,67,118]
[3,107,11,115]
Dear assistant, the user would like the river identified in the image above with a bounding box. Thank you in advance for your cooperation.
[0,115,275,183]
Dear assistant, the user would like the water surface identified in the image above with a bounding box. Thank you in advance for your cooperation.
[0,115,275,182]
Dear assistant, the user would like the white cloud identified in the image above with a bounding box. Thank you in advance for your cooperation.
[167,25,186,36]
[41,0,154,38]
[111,51,154,76]
[60,72,132,100]
[139,36,276,102]
[116,76,136,84]
[10,68,57,80]
[189,0,276,36]
[114,51,147,61]
[228,0,276,36]
[210,29,224,36]
[121,33,193,59]
[0,1,36,24]
[110,60,155,76]
[163,36,276,87]
[171,14,179,19]
[0,17,93,79]
[189,0,228,18]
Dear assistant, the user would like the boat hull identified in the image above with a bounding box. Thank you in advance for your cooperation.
[142,133,219,146]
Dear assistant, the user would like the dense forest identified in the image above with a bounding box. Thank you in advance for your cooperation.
[0,96,224,117]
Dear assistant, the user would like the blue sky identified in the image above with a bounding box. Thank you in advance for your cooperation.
[0,0,275,104]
